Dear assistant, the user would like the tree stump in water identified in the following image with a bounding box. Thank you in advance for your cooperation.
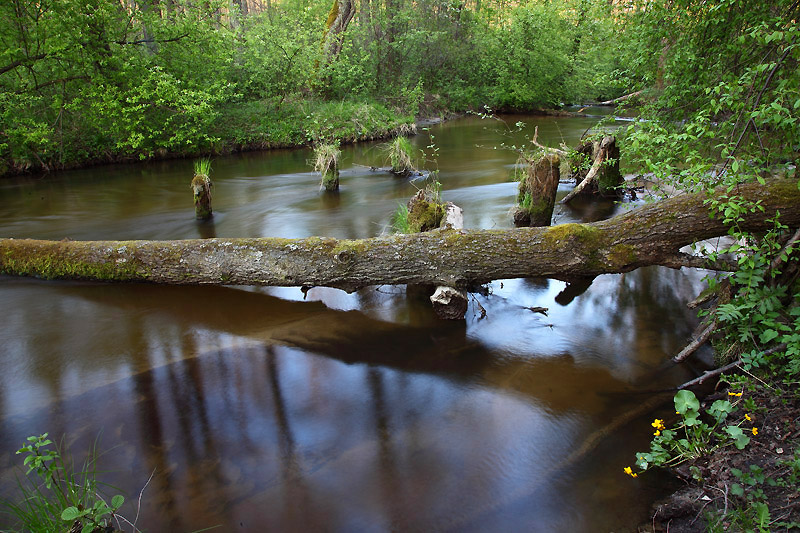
[568,136,622,199]
[314,144,341,192]
[430,286,468,320]
[514,153,560,227]
[191,174,213,220]
[406,189,445,232]
[321,167,340,192]
[403,190,469,320]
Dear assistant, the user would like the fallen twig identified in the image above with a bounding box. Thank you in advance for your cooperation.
[672,321,717,363]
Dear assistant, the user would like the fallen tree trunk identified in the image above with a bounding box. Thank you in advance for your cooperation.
[593,90,644,106]
[1,179,798,290]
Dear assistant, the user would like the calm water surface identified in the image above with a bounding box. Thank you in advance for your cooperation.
[0,113,707,531]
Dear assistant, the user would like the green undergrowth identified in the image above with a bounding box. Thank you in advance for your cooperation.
[1,434,127,533]
[1,96,412,178]
[209,97,412,149]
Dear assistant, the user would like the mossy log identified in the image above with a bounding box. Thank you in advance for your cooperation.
[2,180,799,290]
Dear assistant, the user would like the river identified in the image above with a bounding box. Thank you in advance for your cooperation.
[0,112,709,531]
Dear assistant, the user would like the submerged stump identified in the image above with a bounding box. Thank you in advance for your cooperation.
[314,144,341,192]
[400,187,468,320]
[406,189,445,232]
[514,153,560,227]
[321,167,340,192]
[429,202,468,320]
[191,174,213,220]
[569,136,622,199]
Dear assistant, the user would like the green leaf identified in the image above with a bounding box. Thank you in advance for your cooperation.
[759,329,779,343]
[61,506,83,521]
[730,483,744,497]
[708,400,734,422]
[674,390,700,414]
[112,494,125,508]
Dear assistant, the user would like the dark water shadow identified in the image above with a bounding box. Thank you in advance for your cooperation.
[43,282,680,415]
[196,218,217,239]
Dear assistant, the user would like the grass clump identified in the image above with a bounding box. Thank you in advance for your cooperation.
[191,158,213,219]
[193,157,211,177]
[312,142,341,191]
[1,434,128,533]
[391,203,411,233]
[384,136,415,175]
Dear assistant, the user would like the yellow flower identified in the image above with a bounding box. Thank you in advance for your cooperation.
[752,427,758,435]
[654,430,661,436]
[651,419,666,430]
[623,466,638,478]
[728,391,743,397]
[745,413,752,422]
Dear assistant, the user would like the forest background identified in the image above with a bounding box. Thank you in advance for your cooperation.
[0,0,635,175]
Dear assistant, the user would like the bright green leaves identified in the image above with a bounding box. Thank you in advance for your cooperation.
[724,425,751,450]
[8,434,127,532]
[632,390,755,474]
[674,389,700,414]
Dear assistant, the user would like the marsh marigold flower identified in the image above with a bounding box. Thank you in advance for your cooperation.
[728,391,743,397]
[651,419,666,430]
[623,466,638,478]
[752,427,758,435]
[745,413,752,421]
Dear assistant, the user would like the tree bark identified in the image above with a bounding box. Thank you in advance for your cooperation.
[514,153,560,227]
[322,0,356,62]
[1,179,799,290]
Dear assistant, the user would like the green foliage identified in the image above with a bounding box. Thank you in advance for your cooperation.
[621,0,800,444]
[385,136,415,174]
[706,456,800,532]
[232,9,322,100]
[629,391,754,476]
[194,158,212,178]
[391,203,411,234]
[0,0,627,174]
[1,434,126,533]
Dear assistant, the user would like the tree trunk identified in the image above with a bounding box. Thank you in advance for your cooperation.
[322,0,356,63]
[1,180,799,290]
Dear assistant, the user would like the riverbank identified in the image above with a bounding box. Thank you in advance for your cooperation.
[0,94,614,181]
[638,370,800,531]
[0,96,416,179]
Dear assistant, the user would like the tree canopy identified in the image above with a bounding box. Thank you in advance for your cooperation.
[0,0,627,175]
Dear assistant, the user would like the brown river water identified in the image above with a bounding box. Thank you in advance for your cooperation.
[0,112,710,531]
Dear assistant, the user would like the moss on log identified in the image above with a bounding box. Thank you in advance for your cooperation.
[2,179,799,290]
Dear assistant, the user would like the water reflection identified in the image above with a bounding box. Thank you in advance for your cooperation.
[0,113,702,531]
